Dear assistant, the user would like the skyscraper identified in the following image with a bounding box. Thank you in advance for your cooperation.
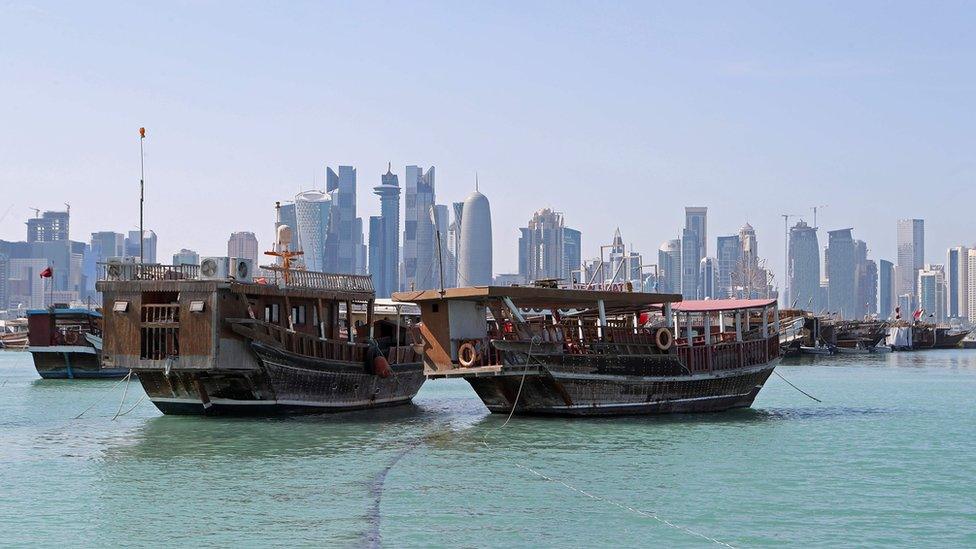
[228,231,259,266]
[968,250,976,321]
[716,235,741,299]
[27,210,69,243]
[432,204,452,289]
[370,165,401,297]
[518,208,565,282]
[788,220,820,310]
[896,219,924,304]
[947,246,969,320]
[562,227,582,284]
[324,166,362,274]
[854,240,877,318]
[879,259,894,319]
[402,165,435,290]
[699,257,718,299]
[681,207,706,299]
[277,202,299,253]
[294,190,332,272]
[827,228,856,318]
[658,239,681,294]
[125,230,157,263]
[90,232,125,261]
[447,201,464,286]
[457,189,493,286]
[917,265,946,322]
[173,249,200,266]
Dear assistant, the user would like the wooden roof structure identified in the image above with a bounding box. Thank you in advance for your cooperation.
[393,286,682,309]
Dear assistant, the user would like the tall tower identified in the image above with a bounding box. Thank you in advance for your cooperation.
[457,189,493,286]
[896,219,924,304]
[294,190,332,272]
[947,246,969,320]
[370,165,401,298]
[681,207,707,299]
[658,239,682,294]
[324,166,361,274]
[788,220,820,310]
[827,228,856,319]
[227,232,259,266]
[402,165,436,290]
[518,208,565,282]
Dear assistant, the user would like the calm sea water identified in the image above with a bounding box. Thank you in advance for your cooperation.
[0,349,974,548]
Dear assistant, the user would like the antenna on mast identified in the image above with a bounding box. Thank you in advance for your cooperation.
[139,127,146,264]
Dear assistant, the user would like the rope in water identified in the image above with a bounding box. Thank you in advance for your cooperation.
[774,370,822,402]
[479,335,737,548]
[72,373,132,419]
[111,369,134,420]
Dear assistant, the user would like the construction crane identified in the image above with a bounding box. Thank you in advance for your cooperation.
[811,204,827,229]
[29,207,40,218]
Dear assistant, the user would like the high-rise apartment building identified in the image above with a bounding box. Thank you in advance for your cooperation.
[27,211,69,243]
[968,250,976,321]
[562,227,582,284]
[658,239,682,294]
[699,257,718,299]
[173,249,200,266]
[125,230,157,263]
[402,165,436,290]
[879,259,894,319]
[854,240,877,318]
[324,166,362,274]
[947,246,969,320]
[788,220,820,310]
[917,265,946,322]
[827,228,856,318]
[227,232,259,266]
[680,207,707,299]
[716,235,741,299]
[896,219,924,304]
[518,208,565,282]
[90,232,125,262]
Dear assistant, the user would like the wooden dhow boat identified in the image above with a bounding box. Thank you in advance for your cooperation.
[97,261,424,416]
[393,286,782,416]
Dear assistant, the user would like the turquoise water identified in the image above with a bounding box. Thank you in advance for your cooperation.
[1,349,974,547]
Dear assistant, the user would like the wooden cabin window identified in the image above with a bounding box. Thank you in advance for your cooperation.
[265,303,280,323]
[292,305,306,326]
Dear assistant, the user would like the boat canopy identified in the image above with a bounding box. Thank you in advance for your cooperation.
[393,286,682,309]
[672,299,777,313]
[26,308,102,318]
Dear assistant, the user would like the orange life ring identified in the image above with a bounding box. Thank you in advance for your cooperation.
[654,328,673,351]
[64,331,79,345]
[458,341,480,367]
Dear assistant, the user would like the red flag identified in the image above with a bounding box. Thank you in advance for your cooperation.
[139,127,146,138]
[39,266,53,278]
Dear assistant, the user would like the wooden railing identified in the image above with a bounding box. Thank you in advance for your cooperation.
[98,263,199,281]
[141,304,179,324]
[232,318,368,363]
[260,265,373,293]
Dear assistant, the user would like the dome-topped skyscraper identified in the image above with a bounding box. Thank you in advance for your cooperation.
[457,187,492,286]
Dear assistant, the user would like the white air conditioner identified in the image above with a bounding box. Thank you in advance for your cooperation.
[105,257,134,280]
[231,258,254,281]
[199,257,231,279]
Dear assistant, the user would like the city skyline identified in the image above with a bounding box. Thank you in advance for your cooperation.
[3,3,975,284]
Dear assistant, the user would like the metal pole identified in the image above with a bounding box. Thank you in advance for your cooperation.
[139,128,146,264]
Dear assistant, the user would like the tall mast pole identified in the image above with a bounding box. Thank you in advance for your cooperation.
[139,127,146,264]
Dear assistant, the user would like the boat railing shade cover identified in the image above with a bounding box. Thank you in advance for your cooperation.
[27,308,103,318]
[392,286,682,308]
[671,299,778,313]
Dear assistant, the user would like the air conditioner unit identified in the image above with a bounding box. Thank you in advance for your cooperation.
[231,258,254,281]
[199,257,231,280]
[105,257,134,280]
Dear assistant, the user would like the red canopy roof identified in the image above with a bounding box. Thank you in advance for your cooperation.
[671,298,777,313]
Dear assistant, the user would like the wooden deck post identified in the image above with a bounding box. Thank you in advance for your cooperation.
[735,312,742,342]
[704,313,711,345]
[685,312,693,347]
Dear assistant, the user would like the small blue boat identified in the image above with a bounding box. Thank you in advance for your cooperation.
[27,307,129,379]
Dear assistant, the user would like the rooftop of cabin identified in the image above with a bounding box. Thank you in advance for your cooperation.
[392,286,682,309]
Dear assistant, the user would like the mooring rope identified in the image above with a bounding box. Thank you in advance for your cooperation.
[72,373,132,419]
[773,370,822,403]
[111,369,134,420]
[114,393,146,418]
[477,334,737,548]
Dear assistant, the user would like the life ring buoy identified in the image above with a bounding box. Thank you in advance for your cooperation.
[654,328,673,351]
[64,331,79,345]
[458,341,480,367]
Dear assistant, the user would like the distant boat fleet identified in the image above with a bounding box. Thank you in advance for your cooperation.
[778,309,971,356]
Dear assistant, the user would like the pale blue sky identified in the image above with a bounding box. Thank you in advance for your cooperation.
[2,1,974,283]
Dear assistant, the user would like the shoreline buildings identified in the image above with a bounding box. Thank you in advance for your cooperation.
[457,189,493,286]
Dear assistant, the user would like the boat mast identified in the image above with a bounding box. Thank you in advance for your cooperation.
[139,127,146,264]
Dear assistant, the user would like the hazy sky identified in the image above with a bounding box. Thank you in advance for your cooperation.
[2,1,974,286]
